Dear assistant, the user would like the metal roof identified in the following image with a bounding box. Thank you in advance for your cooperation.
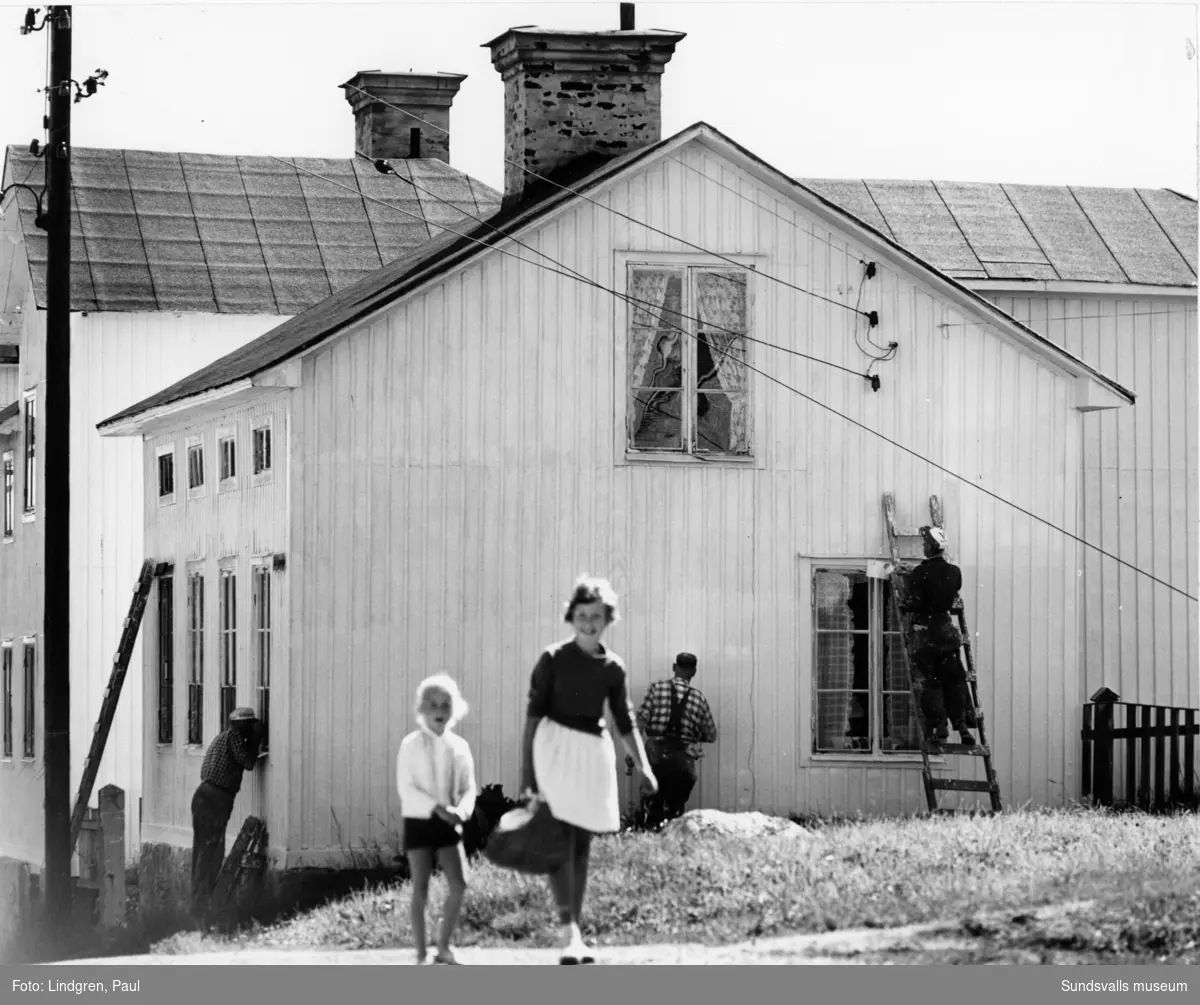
[0,145,502,314]
[798,179,1197,286]
[98,124,1136,431]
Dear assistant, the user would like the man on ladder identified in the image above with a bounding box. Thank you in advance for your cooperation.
[905,526,977,748]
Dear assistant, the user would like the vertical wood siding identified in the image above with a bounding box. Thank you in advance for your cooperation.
[0,366,18,406]
[284,141,1092,859]
[65,312,283,855]
[142,398,290,856]
[984,295,1198,711]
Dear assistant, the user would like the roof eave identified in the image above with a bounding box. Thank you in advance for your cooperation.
[98,379,256,437]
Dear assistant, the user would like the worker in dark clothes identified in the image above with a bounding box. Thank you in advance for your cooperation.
[190,706,264,927]
[904,527,976,747]
[634,653,718,829]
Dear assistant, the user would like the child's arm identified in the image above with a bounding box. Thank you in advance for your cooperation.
[446,743,478,823]
[395,738,438,818]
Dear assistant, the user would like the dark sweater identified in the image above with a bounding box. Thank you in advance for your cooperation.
[526,638,637,737]
[906,555,962,621]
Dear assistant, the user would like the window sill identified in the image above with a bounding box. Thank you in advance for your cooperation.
[621,451,757,467]
[155,742,174,752]
[158,495,176,508]
[22,512,35,524]
[21,756,35,764]
[185,744,206,757]
[810,752,943,766]
[186,487,206,501]
[219,479,238,494]
[251,471,273,487]
[2,535,11,544]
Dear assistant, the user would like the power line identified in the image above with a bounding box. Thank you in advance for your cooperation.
[939,309,1197,328]
[342,83,874,324]
[275,155,1198,604]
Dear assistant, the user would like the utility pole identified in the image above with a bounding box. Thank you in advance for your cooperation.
[43,3,73,927]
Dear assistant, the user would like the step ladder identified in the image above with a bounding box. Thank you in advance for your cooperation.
[882,494,1003,814]
[70,559,161,849]
[211,815,268,919]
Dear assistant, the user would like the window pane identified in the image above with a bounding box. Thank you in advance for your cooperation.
[695,390,749,455]
[881,632,911,691]
[628,327,683,390]
[629,389,684,450]
[628,267,684,329]
[881,691,922,752]
[814,570,870,631]
[695,269,748,334]
[188,446,204,489]
[696,331,747,391]
[815,688,871,751]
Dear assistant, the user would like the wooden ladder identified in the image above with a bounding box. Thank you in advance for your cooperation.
[69,559,161,849]
[211,815,269,916]
[882,494,1003,814]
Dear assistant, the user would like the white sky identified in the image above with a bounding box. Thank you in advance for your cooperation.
[0,0,1196,197]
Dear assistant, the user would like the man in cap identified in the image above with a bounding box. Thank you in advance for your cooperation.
[190,706,265,927]
[904,526,976,747]
[633,653,718,829]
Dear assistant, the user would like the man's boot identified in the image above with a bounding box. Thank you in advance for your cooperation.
[953,722,976,746]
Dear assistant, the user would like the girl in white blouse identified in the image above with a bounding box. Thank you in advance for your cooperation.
[396,675,477,965]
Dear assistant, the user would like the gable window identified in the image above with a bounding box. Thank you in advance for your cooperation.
[252,565,271,752]
[2,642,12,758]
[22,639,35,759]
[219,567,237,727]
[3,450,13,538]
[157,446,176,502]
[218,434,237,487]
[812,566,921,755]
[626,264,751,457]
[252,423,272,477]
[22,392,35,513]
[187,571,204,745]
[187,441,205,492]
[156,568,174,744]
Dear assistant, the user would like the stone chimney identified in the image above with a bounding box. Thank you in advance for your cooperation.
[484,24,686,204]
[341,71,466,163]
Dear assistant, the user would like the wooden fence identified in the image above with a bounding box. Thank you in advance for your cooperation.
[1081,690,1198,811]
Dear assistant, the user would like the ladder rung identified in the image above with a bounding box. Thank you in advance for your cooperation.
[929,743,991,756]
[929,778,998,793]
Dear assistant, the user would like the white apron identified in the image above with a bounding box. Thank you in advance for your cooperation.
[532,717,620,834]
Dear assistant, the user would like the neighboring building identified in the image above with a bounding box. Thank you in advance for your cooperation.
[799,177,1198,710]
[0,70,500,867]
[101,23,1151,880]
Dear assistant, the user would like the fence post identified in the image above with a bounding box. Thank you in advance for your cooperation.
[1185,710,1196,806]
[1094,701,1115,806]
[98,785,125,929]
[1081,704,1094,802]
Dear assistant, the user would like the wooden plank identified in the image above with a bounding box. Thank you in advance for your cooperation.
[1185,710,1196,803]
[1139,704,1152,810]
[929,778,998,793]
[1094,701,1114,806]
[1124,703,1137,808]
[1154,706,1167,809]
[1169,707,1182,804]
[1081,703,1093,799]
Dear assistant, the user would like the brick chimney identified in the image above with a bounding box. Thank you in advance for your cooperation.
[341,71,466,163]
[484,24,686,204]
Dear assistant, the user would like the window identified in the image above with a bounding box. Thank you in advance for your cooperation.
[252,424,272,476]
[156,569,174,744]
[187,571,204,745]
[187,442,205,491]
[626,264,751,457]
[2,643,12,758]
[252,565,271,751]
[812,566,921,755]
[219,568,236,727]
[3,450,13,538]
[22,640,35,759]
[157,447,175,500]
[219,435,236,484]
[22,392,35,513]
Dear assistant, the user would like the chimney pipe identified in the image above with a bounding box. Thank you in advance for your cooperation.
[342,71,466,163]
[620,3,635,30]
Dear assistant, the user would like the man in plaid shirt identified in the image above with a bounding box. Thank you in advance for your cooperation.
[634,653,717,829]
[190,706,264,927]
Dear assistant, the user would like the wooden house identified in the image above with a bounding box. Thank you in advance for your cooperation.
[99,24,1159,879]
[0,71,500,867]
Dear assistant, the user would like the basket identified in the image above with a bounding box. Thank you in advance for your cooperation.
[483,797,571,875]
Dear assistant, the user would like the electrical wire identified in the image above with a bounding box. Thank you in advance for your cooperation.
[938,309,1196,329]
[271,155,1198,604]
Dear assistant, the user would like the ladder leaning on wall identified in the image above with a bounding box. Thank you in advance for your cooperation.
[882,493,1003,815]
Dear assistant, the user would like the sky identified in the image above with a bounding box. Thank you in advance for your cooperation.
[0,0,1196,198]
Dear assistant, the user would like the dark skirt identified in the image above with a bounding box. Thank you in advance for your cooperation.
[402,815,462,852]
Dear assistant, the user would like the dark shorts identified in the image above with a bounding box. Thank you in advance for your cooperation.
[403,815,462,852]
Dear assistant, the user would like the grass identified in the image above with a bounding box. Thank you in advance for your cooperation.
[150,806,1200,963]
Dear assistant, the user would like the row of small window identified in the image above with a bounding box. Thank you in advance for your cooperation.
[2,393,38,537]
[1,641,37,760]
[155,565,273,752]
[158,423,273,500]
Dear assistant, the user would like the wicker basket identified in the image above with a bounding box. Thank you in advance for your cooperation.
[483,798,571,875]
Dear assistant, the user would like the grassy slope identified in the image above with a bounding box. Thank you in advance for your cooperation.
[152,808,1200,963]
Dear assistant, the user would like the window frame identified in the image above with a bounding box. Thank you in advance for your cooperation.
[251,419,273,484]
[614,251,766,468]
[186,436,206,498]
[22,637,36,760]
[217,428,238,492]
[22,391,35,518]
[156,443,176,506]
[2,449,13,540]
[218,563,237,728]
[186,566,205,747]
[251,561,272,754]
[805,557,929,764]
[2,641,12,759]
[156,567,175,746]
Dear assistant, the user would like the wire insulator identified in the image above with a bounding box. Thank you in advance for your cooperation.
[867,310,879,328]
